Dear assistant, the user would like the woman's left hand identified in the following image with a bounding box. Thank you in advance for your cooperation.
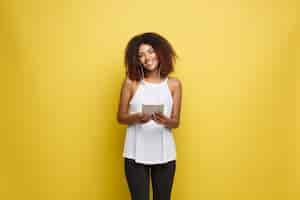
[152,112,170,126]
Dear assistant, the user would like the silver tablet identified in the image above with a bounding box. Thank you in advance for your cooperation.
[142,104,164,114]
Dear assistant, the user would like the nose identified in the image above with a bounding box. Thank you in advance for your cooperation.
[145,54,151,61]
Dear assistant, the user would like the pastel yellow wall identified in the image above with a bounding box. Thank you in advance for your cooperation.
[1,0,299,200]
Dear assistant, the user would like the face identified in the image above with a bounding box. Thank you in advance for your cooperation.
[138,43,159,72]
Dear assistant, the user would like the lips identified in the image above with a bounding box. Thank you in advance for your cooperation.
[146,60,156,65]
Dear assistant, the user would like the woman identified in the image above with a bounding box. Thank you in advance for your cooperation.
[117,32,182,200]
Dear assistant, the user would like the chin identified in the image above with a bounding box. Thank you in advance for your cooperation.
[145,64,159,72]
[145,67,157,73]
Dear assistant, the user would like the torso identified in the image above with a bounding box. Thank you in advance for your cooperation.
[130,77,176,102]
[123,76,176,164]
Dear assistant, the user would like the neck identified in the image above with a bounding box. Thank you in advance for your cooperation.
[144,68,161,81]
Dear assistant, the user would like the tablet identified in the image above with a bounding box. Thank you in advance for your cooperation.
[142,104,164,114]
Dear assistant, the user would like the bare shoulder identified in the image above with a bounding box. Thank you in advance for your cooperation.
[122,76,131,88]
[167,76,182,90]
[122,76,139,94]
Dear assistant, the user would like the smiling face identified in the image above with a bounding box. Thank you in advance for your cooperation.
[138,43,159,72]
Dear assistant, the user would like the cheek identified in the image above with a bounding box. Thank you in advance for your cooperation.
[151,54,158,61]
[139,57,145,63]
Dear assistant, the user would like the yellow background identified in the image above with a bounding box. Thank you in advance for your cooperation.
[1,0,299,199]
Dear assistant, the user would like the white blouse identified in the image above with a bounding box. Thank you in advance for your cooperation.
[122,77,176,164]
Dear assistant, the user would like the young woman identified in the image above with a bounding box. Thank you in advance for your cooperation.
[117,32,182,200]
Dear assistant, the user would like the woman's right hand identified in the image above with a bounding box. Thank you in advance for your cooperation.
[134,112,152,123]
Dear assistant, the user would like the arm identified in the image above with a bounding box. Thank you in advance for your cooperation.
[117,77,151,125]
[117,77,137,125]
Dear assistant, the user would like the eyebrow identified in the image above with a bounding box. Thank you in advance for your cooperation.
[138,48,154,55]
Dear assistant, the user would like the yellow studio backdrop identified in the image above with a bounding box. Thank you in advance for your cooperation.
[0,0,299,200]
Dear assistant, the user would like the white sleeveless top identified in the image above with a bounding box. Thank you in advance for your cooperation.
[122,77,176,164]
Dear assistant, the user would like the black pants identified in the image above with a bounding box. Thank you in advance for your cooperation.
[125,158,176,200]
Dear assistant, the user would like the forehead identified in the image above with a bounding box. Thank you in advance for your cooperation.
[138,43,154,53]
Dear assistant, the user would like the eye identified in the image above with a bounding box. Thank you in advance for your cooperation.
[148,49,154,54]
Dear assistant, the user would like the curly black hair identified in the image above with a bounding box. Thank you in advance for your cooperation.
[124,32,178,81]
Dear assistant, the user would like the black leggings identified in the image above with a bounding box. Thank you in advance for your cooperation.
[124,158,176,200]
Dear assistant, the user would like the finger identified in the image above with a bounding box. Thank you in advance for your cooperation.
[155,114,164,121]
[142,118,150,123]
[144,114,151,119]
[155,112,160,116]
[145,114,152,120]
[152,113,158,119]
[154,116,162,124]
[143,113,150,119]
[141,115,149,121]
[155,112,165,119]
[152,115,158,122]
